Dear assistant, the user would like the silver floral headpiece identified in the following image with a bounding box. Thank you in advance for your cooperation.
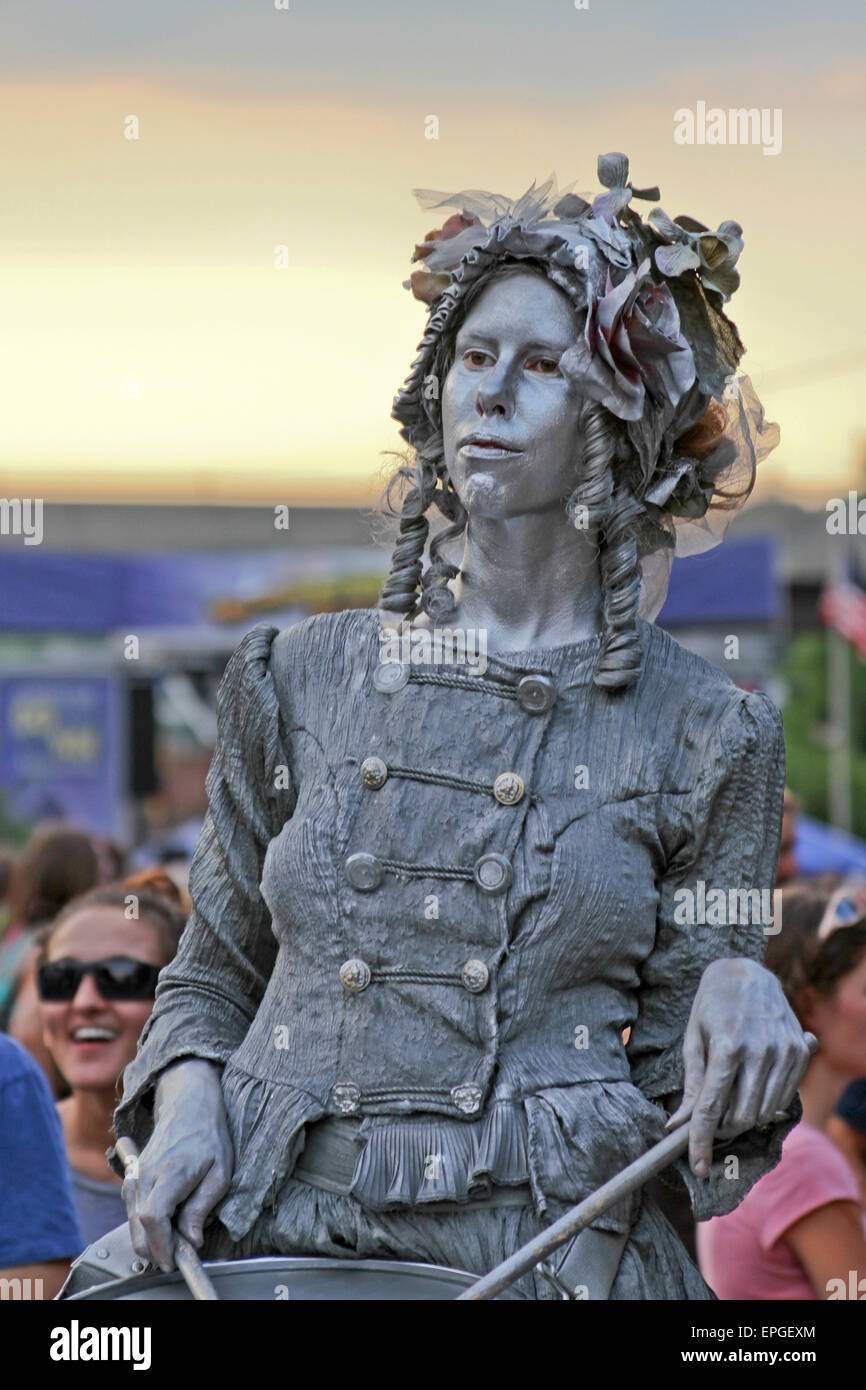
[391,153,780,620]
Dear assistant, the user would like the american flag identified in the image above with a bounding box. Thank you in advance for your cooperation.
[819,580,866,658]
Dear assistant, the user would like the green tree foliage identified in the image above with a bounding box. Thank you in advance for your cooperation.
[781,633,866,840]
[0,790,31,847]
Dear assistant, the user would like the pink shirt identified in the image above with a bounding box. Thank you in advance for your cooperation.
[696,1122,862,1300]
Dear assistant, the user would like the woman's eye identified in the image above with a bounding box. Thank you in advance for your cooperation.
[460,350,560,373]
[463,350,490,369]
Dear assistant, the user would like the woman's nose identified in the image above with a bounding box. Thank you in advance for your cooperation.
[476,362,515,418]
[71,972,107,1007]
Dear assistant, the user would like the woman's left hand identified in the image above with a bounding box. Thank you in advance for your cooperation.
[665,957,813,1178]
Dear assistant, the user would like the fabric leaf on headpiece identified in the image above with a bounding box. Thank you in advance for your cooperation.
[559,260,695,422]
[594,152,661,223]
[597,153,630,190]
[578,213,634,270]
[649,208,744,304]
[664,273,745,401]
[553,192,592,220]
[655,243,701,277]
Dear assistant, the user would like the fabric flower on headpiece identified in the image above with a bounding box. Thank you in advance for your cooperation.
[402,174,581,304]
[404,211,483,306]
[559,259,696,422]
[648,209,744,303]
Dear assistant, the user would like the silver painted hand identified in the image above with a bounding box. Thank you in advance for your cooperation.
[122,1057,234,1272]
[665,957,812,1178]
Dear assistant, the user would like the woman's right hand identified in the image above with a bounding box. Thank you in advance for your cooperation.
[122,1057,234,1272]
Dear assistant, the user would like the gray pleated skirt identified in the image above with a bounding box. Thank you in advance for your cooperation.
[202,1179,715,1301]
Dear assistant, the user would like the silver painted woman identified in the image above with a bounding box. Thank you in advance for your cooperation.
[115,154,810,1298]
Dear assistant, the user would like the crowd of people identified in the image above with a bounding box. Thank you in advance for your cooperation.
[0,824,188,1297]
[1,809,865,1300]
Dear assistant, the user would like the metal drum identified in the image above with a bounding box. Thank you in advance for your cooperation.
[64,1255,519,1301]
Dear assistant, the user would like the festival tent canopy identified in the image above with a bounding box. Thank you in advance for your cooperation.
[0,536,778,632]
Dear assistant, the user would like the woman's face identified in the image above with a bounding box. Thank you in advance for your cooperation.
[805,950,866,1079]
[40,906,164,1094]
[441,269,585,520]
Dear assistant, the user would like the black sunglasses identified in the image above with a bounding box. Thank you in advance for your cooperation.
[37,956,161,1003]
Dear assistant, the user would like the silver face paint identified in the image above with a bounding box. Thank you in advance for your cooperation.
[430,268,605,654]
[442,270,584,522]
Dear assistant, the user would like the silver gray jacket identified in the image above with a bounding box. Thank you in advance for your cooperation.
[116,607,794,1244]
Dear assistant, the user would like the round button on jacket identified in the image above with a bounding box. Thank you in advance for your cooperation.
[360,756,388,790]
[493,771,525,806]
[373,661,409,694]
[346,852,384,891]
[332,1083,361,1114]
[339,958,372,993]
[516,674,556,713]
[461,959,490,993]
[451,1083,483,1114]
[473,853,513,896]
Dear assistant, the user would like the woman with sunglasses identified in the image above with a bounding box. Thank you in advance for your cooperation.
[36,882,184,1246]
[697,883,866,1299]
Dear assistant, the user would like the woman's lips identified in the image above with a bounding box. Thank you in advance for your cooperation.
[459,441,524,458]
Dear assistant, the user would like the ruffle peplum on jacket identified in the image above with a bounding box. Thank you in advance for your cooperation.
[115,606,796,1299]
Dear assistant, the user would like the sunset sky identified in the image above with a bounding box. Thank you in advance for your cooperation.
[1,0,864,506]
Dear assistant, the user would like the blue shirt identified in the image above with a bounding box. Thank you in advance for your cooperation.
[837,1078,866,1137]
[0,1035,84,1266]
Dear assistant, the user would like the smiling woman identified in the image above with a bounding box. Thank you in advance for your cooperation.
[37,882,185,1246]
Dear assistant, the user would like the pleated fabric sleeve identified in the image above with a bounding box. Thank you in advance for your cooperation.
[626,686,799,1220]
[114,624,294,1152]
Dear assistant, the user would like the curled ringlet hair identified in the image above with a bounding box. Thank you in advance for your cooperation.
[766,883,866,1027]
[40,880,188,969]
[379,255,728,689]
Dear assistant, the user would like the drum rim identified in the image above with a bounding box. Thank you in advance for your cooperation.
[66,1254,480,1300]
